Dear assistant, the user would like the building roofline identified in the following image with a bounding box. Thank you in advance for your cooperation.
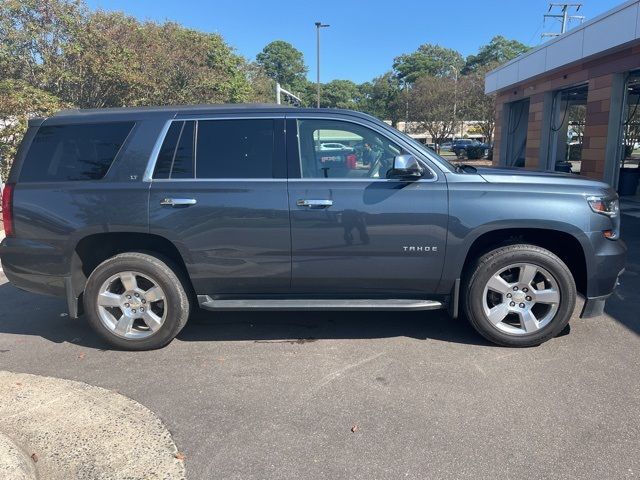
[485,0,640,94]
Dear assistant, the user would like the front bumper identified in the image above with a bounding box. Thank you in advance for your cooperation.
[580,232,626,318]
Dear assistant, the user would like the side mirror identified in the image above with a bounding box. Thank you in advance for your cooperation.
[388,154,423,180]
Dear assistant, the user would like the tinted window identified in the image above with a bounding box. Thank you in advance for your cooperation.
[196,120,274,178]
[172,121,195,179]
[153,122,182,179]
[20,122,134,182]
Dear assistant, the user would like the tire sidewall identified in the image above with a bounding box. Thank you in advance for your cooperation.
[464,246,576,346]
[84,253,190,350]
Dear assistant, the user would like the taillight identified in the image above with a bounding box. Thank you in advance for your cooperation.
[1,183,15,237]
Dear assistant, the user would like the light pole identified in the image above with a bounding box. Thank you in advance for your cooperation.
[451,65,459,140]
[315,22,329,108]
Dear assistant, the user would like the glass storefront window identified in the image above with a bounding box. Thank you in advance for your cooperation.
[503,99,529,167]
[548,85,588,174]
[618,72,640,195]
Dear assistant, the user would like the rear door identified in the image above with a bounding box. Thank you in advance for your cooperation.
[286,114,449,297]
[148,114,290,295]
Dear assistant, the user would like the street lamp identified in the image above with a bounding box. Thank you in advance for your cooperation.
[315,22,330,108]
[451,65,459,140]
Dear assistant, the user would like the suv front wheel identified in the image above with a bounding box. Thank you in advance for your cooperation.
[462,244,576,347]
[84,252,190,350]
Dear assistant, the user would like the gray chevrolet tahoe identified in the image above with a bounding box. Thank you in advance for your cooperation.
[0,105,626,350]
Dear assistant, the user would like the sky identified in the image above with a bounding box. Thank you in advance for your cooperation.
[85,0,624,84]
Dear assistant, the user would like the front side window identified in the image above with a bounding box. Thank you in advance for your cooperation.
[20,122,134,182]
[297,119,405,179]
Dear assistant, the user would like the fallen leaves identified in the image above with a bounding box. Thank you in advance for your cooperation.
[351,425,358,433]
[174,452,185,461]
[31,453,38,463]
[77,352,86,360]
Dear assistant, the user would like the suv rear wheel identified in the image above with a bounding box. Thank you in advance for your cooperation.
[84,252,190,350]
[462,244,576,347]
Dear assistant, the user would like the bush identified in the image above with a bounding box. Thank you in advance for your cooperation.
[465,145,486,160]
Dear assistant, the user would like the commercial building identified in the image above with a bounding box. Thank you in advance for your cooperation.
[485,0,640,195]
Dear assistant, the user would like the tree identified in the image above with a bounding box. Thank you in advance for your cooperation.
[1,0,256,108]
[393,44,463,84]
[0,0,259,175]
[407,75,458,145]
[0,0,87,88]
[0,79,67,180]
[56,12,253,107]
[255,40,308,93]
[358,72,403,126]
[458,69,496,143]
[321,80,361,109]
[462,36,530,74]
[243,62,276,103]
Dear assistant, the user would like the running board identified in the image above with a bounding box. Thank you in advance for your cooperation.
[197,296,443,311]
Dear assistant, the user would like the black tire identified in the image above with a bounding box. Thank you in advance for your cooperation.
[84,252,190,350]
[457,148,467,160]
[462,244,576,347]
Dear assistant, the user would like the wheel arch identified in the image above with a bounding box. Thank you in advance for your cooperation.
[458,227,589,296]
[68,232,195,316]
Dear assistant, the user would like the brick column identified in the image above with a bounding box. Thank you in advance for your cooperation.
[525,93,545,169]
[492,101,503,166]
[581,74,614,180]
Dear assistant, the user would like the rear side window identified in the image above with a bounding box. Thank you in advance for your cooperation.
[196,119,274,178]
[153,122,182,179]
[153,121,195,179]
[20,122,134,182]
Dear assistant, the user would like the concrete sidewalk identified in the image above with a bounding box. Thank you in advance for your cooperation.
[0,371,185,480]
[0,432,37,480]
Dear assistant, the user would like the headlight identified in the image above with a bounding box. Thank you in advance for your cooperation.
[586,195,619,217]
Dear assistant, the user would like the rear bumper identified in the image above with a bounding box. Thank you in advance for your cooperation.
[1,261,66,297]
[2,263,81,318]
[0,237,81,317]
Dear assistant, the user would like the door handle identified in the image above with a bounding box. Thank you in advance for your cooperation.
[297,199,333,208]
[160,198,197,207]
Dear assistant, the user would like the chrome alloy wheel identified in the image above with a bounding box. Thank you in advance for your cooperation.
[96,271,167,339]
[482,263,561,335]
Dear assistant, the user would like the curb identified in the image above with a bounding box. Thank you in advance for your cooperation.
[0,371,186,480]
[0,432,37,480]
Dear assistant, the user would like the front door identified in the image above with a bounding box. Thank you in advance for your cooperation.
[286,116,448,297]
[148,116,290,295]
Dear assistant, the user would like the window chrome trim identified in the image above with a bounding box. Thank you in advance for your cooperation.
[149,178,286,182]
[144,114,440,183]
[143,120,172,182]
[285,177,438,183]
[144,115,285,182]
[286,114,440,182]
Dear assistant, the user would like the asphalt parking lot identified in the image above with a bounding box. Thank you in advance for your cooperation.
[0,215,638,480]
